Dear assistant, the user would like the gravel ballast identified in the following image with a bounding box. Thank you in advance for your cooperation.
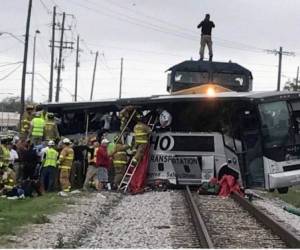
[3,192,122,248]
[80,190,200,248]
[252,193,300,235]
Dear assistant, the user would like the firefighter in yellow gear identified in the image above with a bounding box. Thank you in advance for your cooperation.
[0,167,16,194]
[112,140,130,187]
[0,136,11,169]
[119,105,135,131]
[0,136,16,194]
[30,112,45,145]
[132,121,151,166]
[44,113,60,142]
[58,138,74,192]
[20,105,34,139]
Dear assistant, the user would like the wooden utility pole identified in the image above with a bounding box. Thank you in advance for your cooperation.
[119,57,123,99]
[55,12,65,102]
[20,0,32,122]
[296,66,299,90]
[90,51,98,101]
[49,6,56,102]
[265,47,295,91]
[75,35,80,102]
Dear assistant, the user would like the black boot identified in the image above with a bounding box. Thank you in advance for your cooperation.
[209,56,213,61]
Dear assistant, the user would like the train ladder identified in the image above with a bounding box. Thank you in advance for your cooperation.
[117,115,156,193]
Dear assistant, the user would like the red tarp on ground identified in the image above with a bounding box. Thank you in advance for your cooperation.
[129,145,150,194]
[218,174,244,197]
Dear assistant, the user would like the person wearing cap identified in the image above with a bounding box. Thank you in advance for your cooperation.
[83,138,100,191]
[58,138,74,193]
[41,140,59,192]
[44,113,60,142]
[20,105,34,140]
[30,112,45,146]
[95,138,110,191]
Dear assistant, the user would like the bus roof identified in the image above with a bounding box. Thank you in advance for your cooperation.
[166,60,253,79]
[40,90,300,112]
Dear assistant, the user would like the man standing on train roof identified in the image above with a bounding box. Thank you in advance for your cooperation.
[197,14,215,61]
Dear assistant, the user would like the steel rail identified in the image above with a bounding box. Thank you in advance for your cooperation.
[184,186,214,248]
[231,192,300,248]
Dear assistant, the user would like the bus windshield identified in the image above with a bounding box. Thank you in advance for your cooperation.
[259,101,290,149]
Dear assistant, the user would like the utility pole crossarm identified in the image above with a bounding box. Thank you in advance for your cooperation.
[265,46,295,91]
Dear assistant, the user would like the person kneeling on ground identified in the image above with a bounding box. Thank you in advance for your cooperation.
[95,138,110,191]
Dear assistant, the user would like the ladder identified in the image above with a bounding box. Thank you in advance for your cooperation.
[118,115,156,193]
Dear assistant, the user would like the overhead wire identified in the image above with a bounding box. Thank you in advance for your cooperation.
[67,0,266,53]
[0,64,22,81]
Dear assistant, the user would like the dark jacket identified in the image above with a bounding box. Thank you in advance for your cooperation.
[197,20,215,35]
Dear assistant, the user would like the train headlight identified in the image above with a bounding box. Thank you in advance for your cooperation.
[207,87,215,97]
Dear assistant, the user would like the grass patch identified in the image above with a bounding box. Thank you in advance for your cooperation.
[0,193,69,236]
[267,186,300,208]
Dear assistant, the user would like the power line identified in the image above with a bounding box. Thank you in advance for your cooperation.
[0,61,23,68]
[0,64,22,81]
[69,0,266,53]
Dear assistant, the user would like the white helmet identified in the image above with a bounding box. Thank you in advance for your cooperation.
[101,138,110,144]
[159,110,172,128]
[62,138,71,144]
[48,140,55,146]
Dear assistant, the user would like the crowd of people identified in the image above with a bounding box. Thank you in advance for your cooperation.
[0,104,156,198]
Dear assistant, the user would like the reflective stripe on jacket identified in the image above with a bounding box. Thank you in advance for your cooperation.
[59,147,74,169]
[44,148,59,167]
[32,117,45,137]
[44,121,58,140]
[134,122,151,144]
[0,145,10,168]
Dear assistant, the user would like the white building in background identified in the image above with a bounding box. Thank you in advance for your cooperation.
[0,112,20,131]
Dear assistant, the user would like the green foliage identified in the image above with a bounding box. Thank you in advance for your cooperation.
[0,194,67,236]
[268,186,300,208]
[283,79,300,91]
[0,96,35,113]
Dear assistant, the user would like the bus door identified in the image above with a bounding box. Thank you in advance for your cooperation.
[238,109,264,188]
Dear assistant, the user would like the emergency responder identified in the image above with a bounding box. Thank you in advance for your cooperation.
[0,165,16,195]
[83,138,100,191]
[0,136,11,169]
[58,138,74,193]
[20,105,34,139]
[0,136,16,195]
[111,136,130,188]
[119,105,135,131]
[132,119,151,166]
[30,112,45,145]
[41,140,59,192]
[44,113,60,142]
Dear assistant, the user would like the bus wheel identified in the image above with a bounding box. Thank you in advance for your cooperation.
[277,187,289,194]
[268,189,275,192]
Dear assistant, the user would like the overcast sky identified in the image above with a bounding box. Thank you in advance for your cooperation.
[1,0,300,103]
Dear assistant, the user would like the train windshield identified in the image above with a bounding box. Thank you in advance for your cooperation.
[174,71,246,87]
[174,71,209,84]
[213,73,246,87]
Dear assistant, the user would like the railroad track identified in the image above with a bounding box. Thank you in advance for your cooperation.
[185,186,300,248]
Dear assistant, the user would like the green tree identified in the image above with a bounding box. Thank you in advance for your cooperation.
[283,78,300,91]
